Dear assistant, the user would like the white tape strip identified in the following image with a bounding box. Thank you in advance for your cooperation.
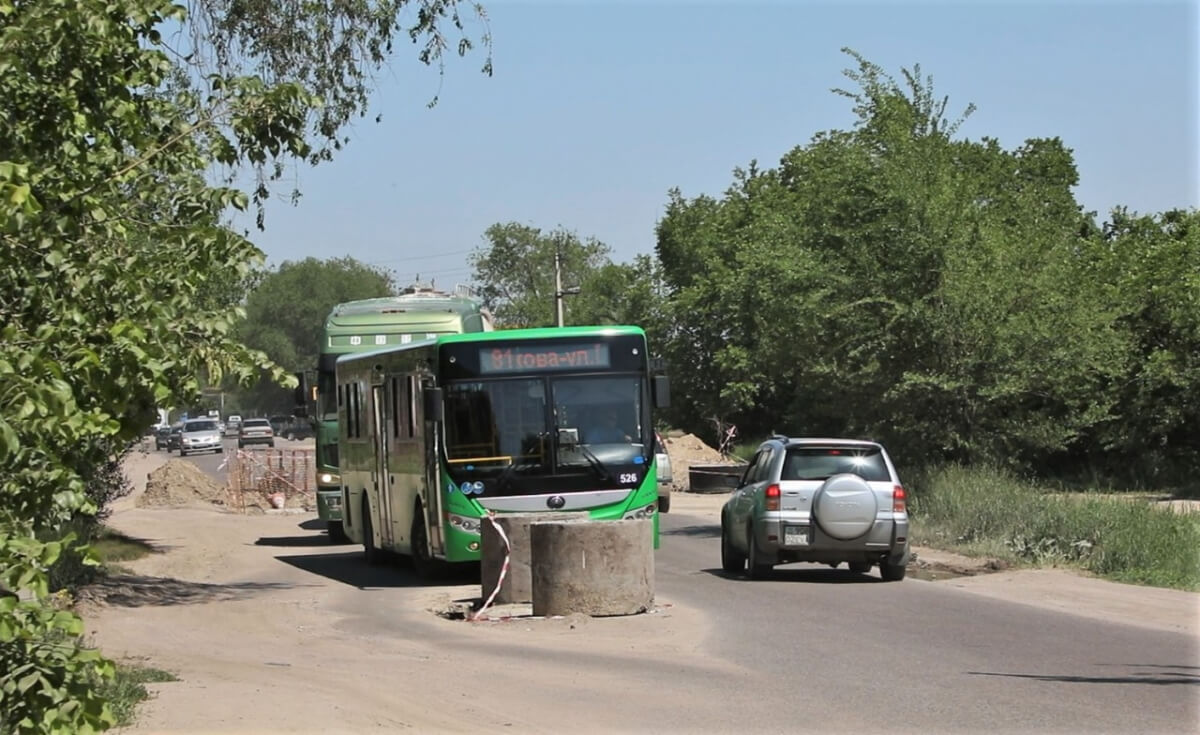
[472,511,510,622]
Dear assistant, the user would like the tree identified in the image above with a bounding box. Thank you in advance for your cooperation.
[235,257,395,414]
[572,256,669,335]
[655,49,1122,468]
[0,0,489,730]
[1077,208,1200,482]
[469,223,612,327]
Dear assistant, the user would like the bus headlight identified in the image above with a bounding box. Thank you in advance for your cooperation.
[448,513,481,535]
[623,503,657,521]
[319,472,340,486]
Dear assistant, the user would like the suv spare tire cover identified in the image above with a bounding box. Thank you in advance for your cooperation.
[813,473,878,540]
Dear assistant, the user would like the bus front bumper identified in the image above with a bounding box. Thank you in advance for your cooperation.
[317,487,342,521]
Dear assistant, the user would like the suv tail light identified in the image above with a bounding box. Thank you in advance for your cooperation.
[893,485,907,513]
[765,483,781,511]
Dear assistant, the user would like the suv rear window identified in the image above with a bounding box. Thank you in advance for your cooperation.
[781,446,890,482]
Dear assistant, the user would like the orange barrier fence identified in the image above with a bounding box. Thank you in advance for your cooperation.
[225,448,315,513]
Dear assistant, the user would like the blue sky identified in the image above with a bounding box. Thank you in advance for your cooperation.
[237,0,1199,285]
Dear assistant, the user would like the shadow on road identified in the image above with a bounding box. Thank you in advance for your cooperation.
[253,534,331,548]
[661,523,720,538]
[968,666,1200,686]
[82,574,296,607]
[697,566,883,584]
[297,518,324,531]
[276,551,479,590]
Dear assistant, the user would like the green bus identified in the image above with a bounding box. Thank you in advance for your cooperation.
[335,326,669,575]
[300,286,493,542]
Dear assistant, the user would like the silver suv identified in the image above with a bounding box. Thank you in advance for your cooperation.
[655,432,673,513]
[720,437,909,581]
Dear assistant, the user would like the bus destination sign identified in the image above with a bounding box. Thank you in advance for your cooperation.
[479,343,611,374]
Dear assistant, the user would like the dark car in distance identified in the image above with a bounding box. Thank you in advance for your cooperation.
[154,425,172,451]
[270,415,314,441]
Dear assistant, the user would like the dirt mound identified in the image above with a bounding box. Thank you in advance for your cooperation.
[137,459,228,509]
[661,433,745,492]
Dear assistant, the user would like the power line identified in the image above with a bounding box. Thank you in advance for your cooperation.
[390,266,474,277]
[366,247,475,265]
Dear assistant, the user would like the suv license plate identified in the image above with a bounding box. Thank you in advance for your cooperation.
[784,526,809,546]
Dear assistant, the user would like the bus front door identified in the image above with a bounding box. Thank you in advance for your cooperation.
[421,378,444,557]
[371,385,394,549]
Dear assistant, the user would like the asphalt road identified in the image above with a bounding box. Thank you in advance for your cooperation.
[655,516,1199,734]
[167,446,1198,734]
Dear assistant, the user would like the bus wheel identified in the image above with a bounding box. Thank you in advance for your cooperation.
[362,501,382,566]
[411,507,439,580]
[327,520,348,544]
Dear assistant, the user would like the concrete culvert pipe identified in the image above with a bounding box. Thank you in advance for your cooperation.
[530,519,654,617]
[480,512,585,605]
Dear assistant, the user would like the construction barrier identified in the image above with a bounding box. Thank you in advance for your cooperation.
[687,463,746,493]
[223,448,315,513]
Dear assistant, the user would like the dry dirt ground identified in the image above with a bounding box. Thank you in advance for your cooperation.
[82,444,1199,733]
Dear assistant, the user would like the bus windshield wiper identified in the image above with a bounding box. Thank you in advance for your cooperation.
[575,443,613,483]
[494,459,527,494]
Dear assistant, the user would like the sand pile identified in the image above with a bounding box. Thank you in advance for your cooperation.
[136,459,228,509]
[661,432,745,491]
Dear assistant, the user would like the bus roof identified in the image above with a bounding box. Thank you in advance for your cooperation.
[436,325,645,345]
[326,294,484,324]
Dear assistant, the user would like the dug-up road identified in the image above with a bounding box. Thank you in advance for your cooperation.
[84,448,1199,735]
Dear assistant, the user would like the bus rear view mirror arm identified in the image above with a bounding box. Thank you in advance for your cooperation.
[424,387,444,423]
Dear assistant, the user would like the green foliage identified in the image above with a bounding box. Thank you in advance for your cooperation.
[87,528,154,567]
[572,255,670,347]
[469,223,614,327]
[240,257,396,370]
[1075,208,1200,482]
[912,464,1200,590]
[235,257,395,414]
[1,0,489,730]
[0,539,114,733]
[95,662,177,729]
[654,48,1138,472]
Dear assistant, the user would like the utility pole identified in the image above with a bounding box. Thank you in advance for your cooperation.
[554,240,580,328]
[555,247,565,328]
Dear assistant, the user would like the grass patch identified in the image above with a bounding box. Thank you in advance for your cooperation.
[91,527,154,565]
[97,661,178,728]
[910,464,1200,591]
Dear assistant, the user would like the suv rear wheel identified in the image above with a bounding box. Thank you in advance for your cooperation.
[880,559,907,581]
[720,515,745,573]
[745,523,772,579]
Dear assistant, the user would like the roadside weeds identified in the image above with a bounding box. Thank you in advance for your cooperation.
[910,464,1200,591]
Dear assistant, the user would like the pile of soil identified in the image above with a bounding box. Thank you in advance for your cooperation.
[660,432,745,492]
[136,459,228,509]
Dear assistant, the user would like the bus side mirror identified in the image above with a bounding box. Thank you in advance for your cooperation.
[653,375,670,409]
[423,387,444,423]
[293,372,309,417]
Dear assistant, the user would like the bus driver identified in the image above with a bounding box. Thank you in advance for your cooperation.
[584,407,631,444]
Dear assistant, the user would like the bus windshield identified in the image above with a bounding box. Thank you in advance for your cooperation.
[443,374,648,491]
